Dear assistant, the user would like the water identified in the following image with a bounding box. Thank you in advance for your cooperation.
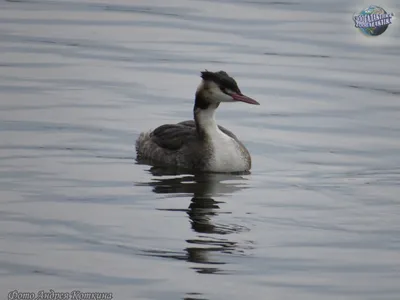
[1,0,400,299]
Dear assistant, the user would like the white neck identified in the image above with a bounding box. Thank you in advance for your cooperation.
[195,106,250,173]
[195,106,219,136]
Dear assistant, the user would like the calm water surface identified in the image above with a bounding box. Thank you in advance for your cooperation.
[1,0,400,299]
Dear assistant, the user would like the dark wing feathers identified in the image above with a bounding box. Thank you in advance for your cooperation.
[151,120,239,151]
[151,122,197,150]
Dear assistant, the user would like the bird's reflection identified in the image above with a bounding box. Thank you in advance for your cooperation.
[137,166,251,275]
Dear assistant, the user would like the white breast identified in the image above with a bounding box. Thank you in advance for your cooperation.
[207,129,248,172]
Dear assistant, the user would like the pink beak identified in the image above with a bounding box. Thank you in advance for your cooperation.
[231,93,260,105]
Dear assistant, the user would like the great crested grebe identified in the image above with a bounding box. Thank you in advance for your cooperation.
[135,70,260,173]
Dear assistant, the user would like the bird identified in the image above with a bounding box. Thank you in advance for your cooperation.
[136,70,260,173]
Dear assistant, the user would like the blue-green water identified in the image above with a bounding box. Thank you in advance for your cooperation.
[0,0,399,299]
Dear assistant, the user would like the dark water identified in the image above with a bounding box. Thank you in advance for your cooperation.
[1,0,400,299]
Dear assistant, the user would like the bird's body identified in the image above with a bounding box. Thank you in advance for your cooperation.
[136,120,250,172]
[136,70,259,173]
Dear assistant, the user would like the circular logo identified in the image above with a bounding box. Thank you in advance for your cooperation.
[353,5,394,36]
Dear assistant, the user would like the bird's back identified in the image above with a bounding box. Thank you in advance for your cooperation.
[135,121,208,170]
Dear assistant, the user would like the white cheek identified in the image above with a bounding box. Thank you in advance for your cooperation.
[209,86,233,103]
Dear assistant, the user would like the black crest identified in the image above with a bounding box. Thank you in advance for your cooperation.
[200,70,241,93]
